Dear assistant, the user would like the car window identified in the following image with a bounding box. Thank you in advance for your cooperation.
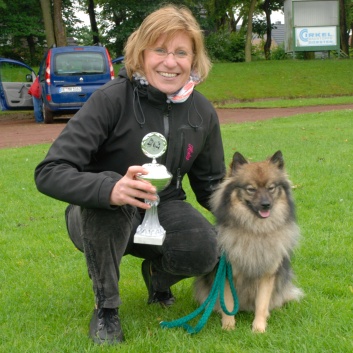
[54,52,106,75]
[0,61,34,110]
[0,61,33,82]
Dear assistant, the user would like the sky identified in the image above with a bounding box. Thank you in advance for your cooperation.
[271,10,285,24]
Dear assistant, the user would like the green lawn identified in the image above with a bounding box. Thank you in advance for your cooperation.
[110,59,353,109]
[198,60,353,104]
[1,109,352,352]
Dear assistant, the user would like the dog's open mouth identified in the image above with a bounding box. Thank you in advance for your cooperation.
[246,201,271,218]
[259,210,271,218]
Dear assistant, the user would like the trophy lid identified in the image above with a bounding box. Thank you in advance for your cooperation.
[141,132,167,160]
[139,132,172,191]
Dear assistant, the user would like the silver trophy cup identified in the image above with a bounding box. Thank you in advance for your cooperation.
[134,132,172,245]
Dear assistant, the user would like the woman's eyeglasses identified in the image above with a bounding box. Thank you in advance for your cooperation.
[148,48,193,59]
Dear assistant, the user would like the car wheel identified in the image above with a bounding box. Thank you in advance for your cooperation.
[43,103,54,124]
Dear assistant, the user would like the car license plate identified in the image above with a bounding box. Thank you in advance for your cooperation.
[59,87,82,93]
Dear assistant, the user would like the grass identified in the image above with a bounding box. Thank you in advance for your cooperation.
[196,60,353,107]
[1,109,352,352]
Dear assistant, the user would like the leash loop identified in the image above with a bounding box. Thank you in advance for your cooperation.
[160,253,239,334]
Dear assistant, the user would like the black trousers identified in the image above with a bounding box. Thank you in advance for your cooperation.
[65,200,219,308]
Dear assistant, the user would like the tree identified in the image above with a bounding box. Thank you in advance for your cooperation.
[53,0,67,46]
[88,0,100,44]
[96,0,183,56]
[339,0,349,55]
[245,0,257,62]
[349,0,353,49]
[260,0,283,59]
[0,0,46,63]
[204,0,237,31]
[40,0,55,47]
[39,0,68,47]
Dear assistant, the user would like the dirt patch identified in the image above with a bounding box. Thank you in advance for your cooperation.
[1,104,352,149]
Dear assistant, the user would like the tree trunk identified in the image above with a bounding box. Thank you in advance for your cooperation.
[40,0,55,48]
[263,0,272,60]
[231,13,242,32]
[245,0,257,62]
[53,0,67,47]
[26,35,36,65]
[339,0,349,56]
[88,0,100,45]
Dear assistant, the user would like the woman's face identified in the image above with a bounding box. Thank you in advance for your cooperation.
[142,31,193,95]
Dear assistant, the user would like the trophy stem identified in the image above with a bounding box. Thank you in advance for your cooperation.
[133,132,172,246]
[134,195,166,245]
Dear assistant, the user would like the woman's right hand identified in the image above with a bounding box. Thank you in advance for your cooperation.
[109,166,157,209]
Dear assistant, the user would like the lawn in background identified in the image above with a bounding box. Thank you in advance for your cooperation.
[111,60,353,109]
[0,109,352,352]
[198,60,353,104]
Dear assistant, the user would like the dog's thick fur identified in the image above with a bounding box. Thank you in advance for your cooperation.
[194,151,303,333]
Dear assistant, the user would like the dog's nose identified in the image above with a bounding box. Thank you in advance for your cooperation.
[261,201,271,210]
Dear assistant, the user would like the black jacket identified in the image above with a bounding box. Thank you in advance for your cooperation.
[35,68,225,210]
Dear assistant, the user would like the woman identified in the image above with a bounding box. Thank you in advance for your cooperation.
[35,4,225,345]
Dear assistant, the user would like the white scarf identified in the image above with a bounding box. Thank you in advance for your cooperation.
[133,72,201,103]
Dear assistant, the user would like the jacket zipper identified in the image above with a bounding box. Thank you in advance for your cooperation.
[176,131,185,189]
[164,103,172,138]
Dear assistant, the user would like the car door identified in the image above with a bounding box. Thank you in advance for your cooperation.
[0,58,36,110]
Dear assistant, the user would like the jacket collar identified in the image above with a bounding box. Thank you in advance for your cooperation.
[119,67,167,107]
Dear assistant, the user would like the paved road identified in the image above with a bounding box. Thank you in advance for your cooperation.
[1,104,353,149]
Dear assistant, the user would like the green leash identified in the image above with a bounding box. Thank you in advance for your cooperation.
[160,253,239,334]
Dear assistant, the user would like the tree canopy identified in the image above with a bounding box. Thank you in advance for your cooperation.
[0,0,351,65]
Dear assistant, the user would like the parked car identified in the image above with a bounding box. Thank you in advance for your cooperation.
[38,45,115,123]
[0,58,36,111]
[112,56,124,64]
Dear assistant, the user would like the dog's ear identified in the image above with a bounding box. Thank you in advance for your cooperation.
[269,150,284,169]
[230,152,248,174]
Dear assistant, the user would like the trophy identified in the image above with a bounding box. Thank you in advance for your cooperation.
[134,132,172,245]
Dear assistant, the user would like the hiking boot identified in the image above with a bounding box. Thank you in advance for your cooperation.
[141,259,175,308]
[89,307,124,345]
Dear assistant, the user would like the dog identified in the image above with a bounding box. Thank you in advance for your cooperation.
[194,151,303,333]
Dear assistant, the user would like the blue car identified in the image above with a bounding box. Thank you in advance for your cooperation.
[38,45,115,123]
[112,56,124,64]
[0,58,36,111]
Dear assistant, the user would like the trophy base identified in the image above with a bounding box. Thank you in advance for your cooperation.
[134,230,166,245]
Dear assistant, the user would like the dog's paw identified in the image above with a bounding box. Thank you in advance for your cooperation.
[252,318,267,333]
[221,316,235,330]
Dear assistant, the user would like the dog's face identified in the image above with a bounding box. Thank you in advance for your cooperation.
[228,151,291,219]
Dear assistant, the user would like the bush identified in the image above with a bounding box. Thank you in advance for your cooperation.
[270,43,287,60]
[205,30,245,62]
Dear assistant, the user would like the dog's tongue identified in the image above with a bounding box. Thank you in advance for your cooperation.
[259,210,270,218]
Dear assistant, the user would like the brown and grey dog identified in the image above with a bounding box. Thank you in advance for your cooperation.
[194,151,303,333]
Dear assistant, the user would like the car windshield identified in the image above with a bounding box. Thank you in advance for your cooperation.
[54,52,106,75]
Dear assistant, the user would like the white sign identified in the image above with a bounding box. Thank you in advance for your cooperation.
[295,27,337,47]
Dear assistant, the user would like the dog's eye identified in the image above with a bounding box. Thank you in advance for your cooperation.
[268,185,276,193]
[246,186,256,194]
